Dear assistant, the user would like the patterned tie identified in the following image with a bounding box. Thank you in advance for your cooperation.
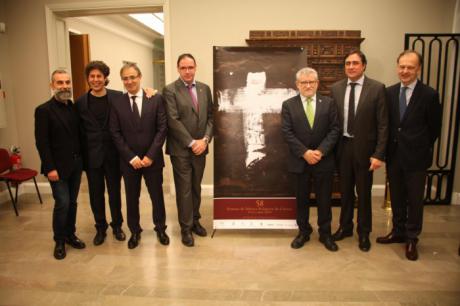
[131,96,141,123]
[305,97,314,128]
[187,84,199,111]
[399,86,408,121]
[347,82,357,135]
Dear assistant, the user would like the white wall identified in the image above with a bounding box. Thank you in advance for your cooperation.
[66,15,154,91]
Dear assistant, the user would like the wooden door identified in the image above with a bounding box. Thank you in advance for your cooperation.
[69,33,90,100]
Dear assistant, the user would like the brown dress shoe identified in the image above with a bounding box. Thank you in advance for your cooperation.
[376,232,406,244]
[406,241,418,261]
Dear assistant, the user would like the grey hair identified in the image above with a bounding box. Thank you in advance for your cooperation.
[51,68,70,82]
[296,67,318,81]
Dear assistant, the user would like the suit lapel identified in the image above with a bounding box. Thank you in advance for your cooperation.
[196,82,205,119]
[355,77,370,117]
[294,95,312,130]
[313,95,324,130]
[401,81,422,123]
[123,94,139,129]
[336,79,347,120]
[140,92,150,127]
[178,79,199,117]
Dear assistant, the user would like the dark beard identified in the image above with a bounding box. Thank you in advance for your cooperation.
[55,90,72,102]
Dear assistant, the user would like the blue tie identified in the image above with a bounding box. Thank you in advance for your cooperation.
[399,86,408,121]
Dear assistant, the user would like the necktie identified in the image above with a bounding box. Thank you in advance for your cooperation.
[131,95,141,121]
[305,97,314,128]
[347,82,357,135]
[187,84,199,111]
[399,86,408,121]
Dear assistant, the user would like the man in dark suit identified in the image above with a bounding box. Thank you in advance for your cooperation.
[163,54,213,247]
[75,61,126,246]
[331,50,388,252]
[109,62,169,249]
[35,69,86,260]
[282,67,340,252]
[376,50,441,261]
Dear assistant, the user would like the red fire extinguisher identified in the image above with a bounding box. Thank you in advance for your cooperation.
[10,153,22,170]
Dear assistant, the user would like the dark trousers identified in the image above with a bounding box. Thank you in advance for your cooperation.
[86,157,123,231]
[49,158,83,242]
[338,138,373,235]
[296,168,333,237]
[387,151,426,241]
[122,168,166,234]
[170,154,206,232]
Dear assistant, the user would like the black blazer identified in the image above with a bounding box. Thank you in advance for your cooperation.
[281,93,340,173]
[386,81,442,171]
[75,89,122,169]
[34,97,81,179]
[109,91,167,173]
[330,76,388,163]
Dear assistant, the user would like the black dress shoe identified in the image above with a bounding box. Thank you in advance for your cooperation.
[406,241,418,261]
[290,233,310,249]
[332,228,353,241]
[319,236,339,252]
[128,233,141,249]
[54,241,66,260]
[65,234,86,249]
[376,232,405,244]
[192,222,207,237]
[93,229,107,246]
[113,227,126,241]
[156,231,170,245]
[181,231,194,247]
[359,235,371,252]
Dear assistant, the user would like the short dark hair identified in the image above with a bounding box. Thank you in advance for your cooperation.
[177,53,196,67]
[85,61,110,86]
[397,50,423,66]
[120,62,142,77]
[344,49,367,66]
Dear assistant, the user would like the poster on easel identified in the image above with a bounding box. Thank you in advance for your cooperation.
[213,47,308,229]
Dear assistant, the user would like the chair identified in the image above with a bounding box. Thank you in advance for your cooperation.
[0,148,42,216]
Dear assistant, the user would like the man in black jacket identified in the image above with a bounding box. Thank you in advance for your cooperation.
[35,69,86,260]
[75,61,126,245]
[376,50,442,261]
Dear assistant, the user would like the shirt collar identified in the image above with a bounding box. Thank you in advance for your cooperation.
[128,89,143,100]
[347,75,365,86]
[181,78,196,88]
[301,94,316,103]
[400,79,418,90]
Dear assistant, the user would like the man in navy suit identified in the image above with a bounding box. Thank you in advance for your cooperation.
[75,61,126,246]
[35,69,86,260]
[281,67,340,252]
[376,50,441,261]
[110,62,169,249]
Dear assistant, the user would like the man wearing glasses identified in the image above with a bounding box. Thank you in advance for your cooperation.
[281,67,340,252]
[109,62,169,249]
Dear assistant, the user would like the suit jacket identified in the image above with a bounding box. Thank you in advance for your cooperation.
[281,93,340,173]
[330,76,388,163]
[109,91,167,173]
[163,79,213,157]
[75,89,122,169]
[34,97,81,179]
[386,81,441,171]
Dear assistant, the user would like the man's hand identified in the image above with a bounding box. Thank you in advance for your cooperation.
[47,170,59,182]
[369,157,383,171]
[130,156,143,169]
[191,138,208,155]
[144,87,158,98]
[302,150,322,165]
[141,156,153,167]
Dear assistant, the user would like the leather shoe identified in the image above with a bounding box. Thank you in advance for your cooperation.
[376,232,405,244]
[54,241,66,260]
[156,231,170,245]
[113,227,126,241]
[128,233,141,249]
[290,233,310,249]
[406,241,419,261]
[332,228,353,241]
[93,229,107,246]
[359,235,371,252]
[181,231,194,247]
[319,235,339,252]
[65,234,86,249]
[192,221,207,237]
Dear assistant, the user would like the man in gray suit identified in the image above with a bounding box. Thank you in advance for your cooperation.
[331,50,388,252]
[282,67,340,252]
[163,54,214,247]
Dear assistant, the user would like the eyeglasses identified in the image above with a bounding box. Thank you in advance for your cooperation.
[179,66,195,71]
[298,81,317,86]
[122,75,139,81]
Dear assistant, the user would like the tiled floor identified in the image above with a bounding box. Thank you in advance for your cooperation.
[0,190,459,305]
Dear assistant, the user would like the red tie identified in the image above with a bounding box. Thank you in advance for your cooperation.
[187,84,199,111]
